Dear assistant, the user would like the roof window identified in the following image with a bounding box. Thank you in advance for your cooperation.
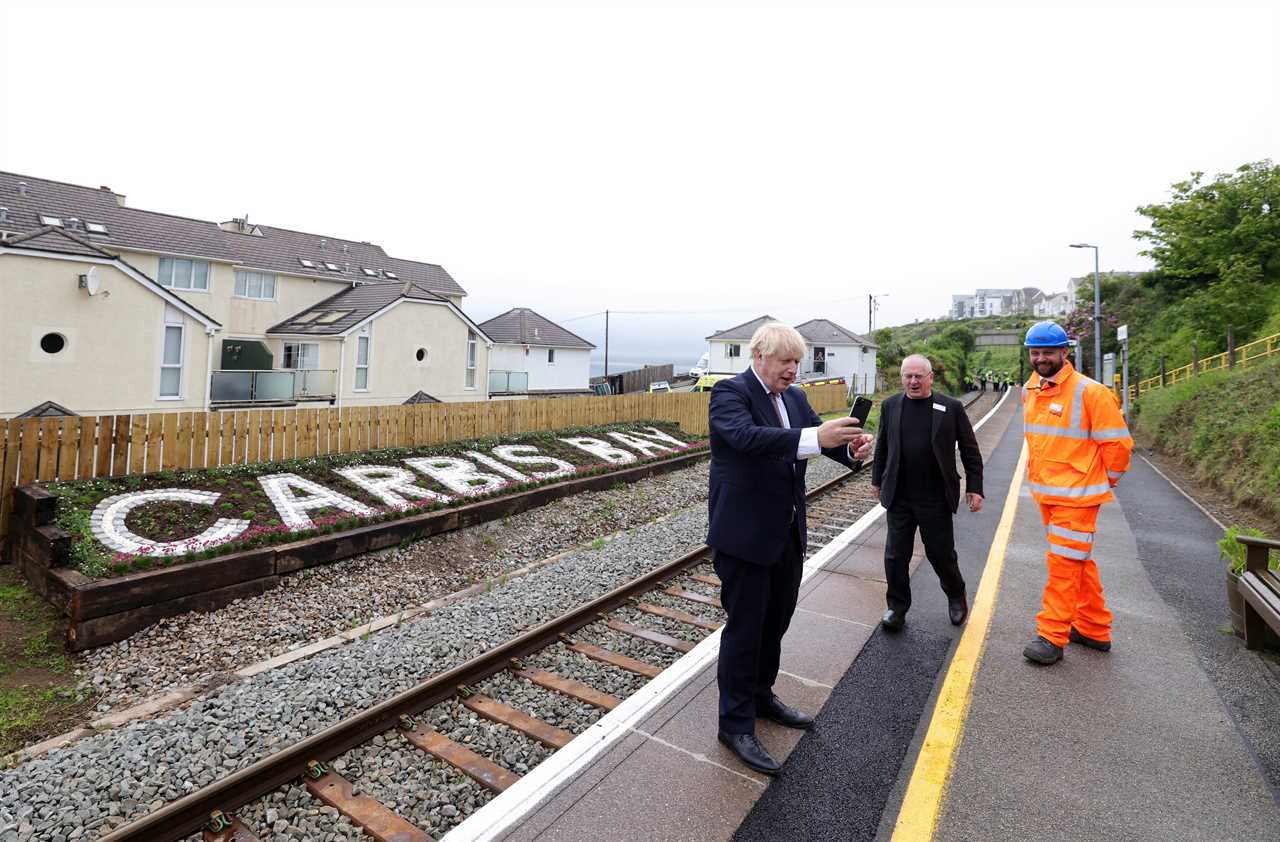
[292,312,322,324]
[362,267,377,277]
[298,258,316,269]
[323,262,341,272]
[316,309,353,324]
[39,215,63,227]
[85,222,108,235]
[384,271,399,279]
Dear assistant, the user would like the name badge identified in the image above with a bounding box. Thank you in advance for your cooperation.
[933,403,946,412]
[1049,402,1064,416]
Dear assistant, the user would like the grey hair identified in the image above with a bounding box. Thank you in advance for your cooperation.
[749,322,807,360]
[901,353,933,374]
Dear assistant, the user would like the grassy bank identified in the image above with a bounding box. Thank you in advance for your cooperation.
[1133,355,1280,524]
[0,567,92,758]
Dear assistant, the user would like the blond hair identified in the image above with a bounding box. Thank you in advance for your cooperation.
[749,322,806,360]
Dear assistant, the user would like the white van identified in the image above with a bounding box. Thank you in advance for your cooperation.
[689,352,710,378]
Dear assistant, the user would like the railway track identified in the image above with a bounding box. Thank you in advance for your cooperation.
[91,392,996,842]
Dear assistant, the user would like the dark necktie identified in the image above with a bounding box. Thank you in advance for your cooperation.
[771,392,786,427]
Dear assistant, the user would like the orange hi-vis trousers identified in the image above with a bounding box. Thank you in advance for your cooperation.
[1036,503,1112,647]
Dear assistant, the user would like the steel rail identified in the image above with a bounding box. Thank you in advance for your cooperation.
[103,464,863,841]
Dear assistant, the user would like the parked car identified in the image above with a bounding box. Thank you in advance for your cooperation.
[688,352,710,378]
[691,373,733,392]
[648,380,672,393]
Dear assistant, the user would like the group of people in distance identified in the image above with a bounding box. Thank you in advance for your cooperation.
[705,320,1133,775]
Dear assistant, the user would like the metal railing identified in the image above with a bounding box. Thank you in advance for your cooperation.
[488,370,530,393]
[210,369,337,403]
[1131,331,1280,401]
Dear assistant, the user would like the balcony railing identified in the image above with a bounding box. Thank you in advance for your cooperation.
[488,370,530,393]
[210,369,337,404]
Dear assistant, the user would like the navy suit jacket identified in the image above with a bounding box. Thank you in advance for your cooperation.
[707,369,863,566]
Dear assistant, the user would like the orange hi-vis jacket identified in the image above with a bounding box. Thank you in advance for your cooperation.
[1022,361,1133,507]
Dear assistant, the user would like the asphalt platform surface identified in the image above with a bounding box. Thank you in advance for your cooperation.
[932,444,1278,839]
[735,398,1024,841]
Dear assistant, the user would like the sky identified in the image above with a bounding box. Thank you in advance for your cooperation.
[2,0,1277,373]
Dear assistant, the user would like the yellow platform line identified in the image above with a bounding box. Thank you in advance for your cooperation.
[891,442,1029,841]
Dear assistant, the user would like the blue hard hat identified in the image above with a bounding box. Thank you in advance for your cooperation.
[1024,321,1070,347]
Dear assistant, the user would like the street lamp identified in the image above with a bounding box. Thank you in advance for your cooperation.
[1069,243,1102,379]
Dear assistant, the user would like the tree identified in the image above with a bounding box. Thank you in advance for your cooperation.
[1134,160,1280,345]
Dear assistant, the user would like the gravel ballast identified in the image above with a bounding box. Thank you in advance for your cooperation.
[1,456,863,840]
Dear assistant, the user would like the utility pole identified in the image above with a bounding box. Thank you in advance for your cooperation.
[867,294,889,334]
[604,309,610,381]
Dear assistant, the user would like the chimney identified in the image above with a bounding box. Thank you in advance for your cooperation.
[342,243,349,254]
[66,217,80,230]
[401,279,412,296]
[114,193,127,207]
[319,238,327,250]
[17,182,29,197]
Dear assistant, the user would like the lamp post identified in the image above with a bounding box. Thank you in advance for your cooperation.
[1069,243,1102,378]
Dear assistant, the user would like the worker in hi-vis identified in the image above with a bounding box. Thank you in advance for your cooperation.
[1020,321,1134,666]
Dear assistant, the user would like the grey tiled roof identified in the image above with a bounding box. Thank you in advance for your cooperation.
[478,308,595,349]
[4,225,115,258]
[793,318,878,349]
[705,315,779,342]
[0,171,467,298]
[230,225,468,298]
[268,280,448,336]
[0,172,238,261]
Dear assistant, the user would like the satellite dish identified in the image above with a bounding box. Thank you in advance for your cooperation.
[80,267,101,296]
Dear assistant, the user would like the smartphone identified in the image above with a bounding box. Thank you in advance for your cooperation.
[848,396,873,426]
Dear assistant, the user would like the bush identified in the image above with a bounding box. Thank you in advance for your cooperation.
[1218,525,1270,575]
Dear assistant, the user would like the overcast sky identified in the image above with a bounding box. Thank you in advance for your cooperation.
[3,0,1276,371]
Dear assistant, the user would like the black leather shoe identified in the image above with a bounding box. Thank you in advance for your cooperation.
[1069,626,1112,652]
[718,731,781,775]
[881,609,906,632]
[1022,635,1064,665]
[948,596,969,626]
[757,696,815,730]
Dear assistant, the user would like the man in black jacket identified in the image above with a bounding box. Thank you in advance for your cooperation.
[872,354,984,631]
[708,323,873,775]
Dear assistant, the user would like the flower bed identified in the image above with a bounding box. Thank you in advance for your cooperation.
[45,421,705,577]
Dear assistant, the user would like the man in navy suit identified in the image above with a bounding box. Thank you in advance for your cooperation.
[707,323,873,775]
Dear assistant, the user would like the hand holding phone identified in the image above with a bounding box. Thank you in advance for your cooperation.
[848,396,873,427]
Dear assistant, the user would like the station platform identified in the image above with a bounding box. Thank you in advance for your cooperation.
[445,390,1280,842]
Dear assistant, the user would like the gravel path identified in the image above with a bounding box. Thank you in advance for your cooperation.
[0,455,858,841]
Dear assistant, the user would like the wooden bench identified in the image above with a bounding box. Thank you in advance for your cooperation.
[1238,535,1280,650]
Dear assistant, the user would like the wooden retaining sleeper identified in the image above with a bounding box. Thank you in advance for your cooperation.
[5,449,709,652]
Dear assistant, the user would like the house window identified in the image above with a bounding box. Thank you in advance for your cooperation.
[283,342,319,370]
[466,331,477,388]
[355,331,370,391]
[727,343,741,358]
[547,348,556,365]
[158,257,209,291]
[160,308,184,397]
[234,269,276,300]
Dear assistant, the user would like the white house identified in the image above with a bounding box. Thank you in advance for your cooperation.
[793,319,879,395]
[0,171,494,418]
[478,308,595,398]
[704,315,878,393]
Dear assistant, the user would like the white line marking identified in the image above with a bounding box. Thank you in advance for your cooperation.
[795,606,877,629]
[1137,453,1227,530]
[777,670,835,690]
[443,392,1013,841]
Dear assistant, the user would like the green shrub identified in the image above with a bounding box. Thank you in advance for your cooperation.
[1218,525,1275,575]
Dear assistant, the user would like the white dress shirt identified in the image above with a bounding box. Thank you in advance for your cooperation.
[750,366,821,459]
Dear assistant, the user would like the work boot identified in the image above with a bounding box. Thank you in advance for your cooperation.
[1022,636,1063,666]
[1069,626,1112,652]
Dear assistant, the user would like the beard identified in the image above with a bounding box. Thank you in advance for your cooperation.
[1034,358,1064,378]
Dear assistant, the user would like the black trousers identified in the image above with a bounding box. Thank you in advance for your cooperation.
[884,496,966,613]
[713,527,803,735]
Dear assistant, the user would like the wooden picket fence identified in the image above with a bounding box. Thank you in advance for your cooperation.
[0,384,848,543]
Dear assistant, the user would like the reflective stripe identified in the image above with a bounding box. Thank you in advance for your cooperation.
[1091,427,1131,440]
[1047,523,1093,543]
[1069,377,1088,430]
[1028,481,1112,498]
[1106,469,1125,480]
[1024,423,1090,439]
[1045,541,1092,561]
